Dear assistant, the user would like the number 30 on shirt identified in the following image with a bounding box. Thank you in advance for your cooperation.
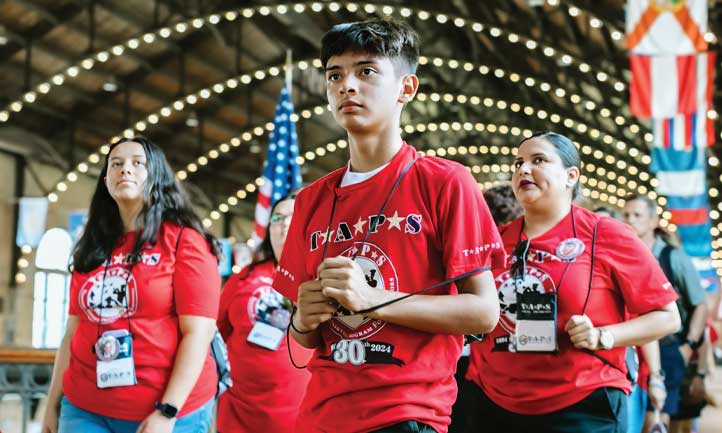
[331,339,366,365]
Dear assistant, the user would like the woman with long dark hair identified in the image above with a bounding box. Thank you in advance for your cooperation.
[42,137,221,433]
[466,131,682,433]
[216,191,311,433]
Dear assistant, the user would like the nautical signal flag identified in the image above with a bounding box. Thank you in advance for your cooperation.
[630,52,715,118]
[666,194,713,258]
[626,0,707,55]
[652,111,715,149]
[650,145,706,196]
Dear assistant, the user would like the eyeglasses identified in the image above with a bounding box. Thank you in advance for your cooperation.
[270,213,292,224]
[511,239,530,282]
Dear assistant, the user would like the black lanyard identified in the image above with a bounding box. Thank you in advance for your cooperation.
[512,208,579,296]
[320,155,419,263]
[94,254,137,344]
[318,155,418,316]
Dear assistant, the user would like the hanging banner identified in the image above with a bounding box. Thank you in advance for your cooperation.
[626,0,707,55]
[68,209,88,244]
[16,197,49,248]
[219,238,233,277]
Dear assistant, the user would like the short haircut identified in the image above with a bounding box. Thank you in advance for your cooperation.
[519,131,582,199]
[625,193,658,216]
[483,184,523,226]
[320,17,420,75]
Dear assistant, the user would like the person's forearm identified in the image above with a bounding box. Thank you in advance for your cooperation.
[641,340,662,374]
[604,303,680,347]
[367,290,500,334]
[46,332,72,409]
[686,302,709,343]
[160,329,214,409]
[290,314,323,348]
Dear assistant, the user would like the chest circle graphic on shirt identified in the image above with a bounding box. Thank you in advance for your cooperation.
[328,242,399,340]
[497,265,556,334]
[78,266,138,324]
[246,275,293,330]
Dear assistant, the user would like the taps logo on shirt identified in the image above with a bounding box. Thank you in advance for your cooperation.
[79,266,138,324]
[308,210,423,251]
[496,265,556,334]
[328,242,399,340]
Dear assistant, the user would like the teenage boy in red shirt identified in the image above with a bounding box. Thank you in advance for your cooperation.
[273,18,505,433]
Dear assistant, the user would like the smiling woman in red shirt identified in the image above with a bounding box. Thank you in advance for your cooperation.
[466,131,682,433]
[41,137,222,433]
[216,192,311,433]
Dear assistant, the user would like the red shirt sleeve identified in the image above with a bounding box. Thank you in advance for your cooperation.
[273,191,312,302]
[173,228,221,318]
[68,271,83,316]
[436,168,506,279]
[217,273,243,340]
[598,218,678,314]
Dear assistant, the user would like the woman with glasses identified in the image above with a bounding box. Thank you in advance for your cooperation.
[465,131,681,433]
[216,191,311,433]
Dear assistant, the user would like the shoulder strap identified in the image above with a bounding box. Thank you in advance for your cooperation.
[580,219,634,383]
[658,244,675,286]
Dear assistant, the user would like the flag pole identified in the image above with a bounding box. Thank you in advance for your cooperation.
[285,49,293,94]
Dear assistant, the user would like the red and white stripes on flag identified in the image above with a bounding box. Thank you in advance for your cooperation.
[652,111,715,149]
[630,52,715,118]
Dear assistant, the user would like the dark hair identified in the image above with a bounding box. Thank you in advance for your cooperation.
[519,131,582,198]
[624,193,680,247]
[72,137,221,272]
[593,206,622,221]
[483,184,523,226]
[321,17,420,75]
[256,190,300,265]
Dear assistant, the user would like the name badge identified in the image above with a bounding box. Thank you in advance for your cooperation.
[515,292,558,353]
[247,321,285,351]
[95,329,137,388]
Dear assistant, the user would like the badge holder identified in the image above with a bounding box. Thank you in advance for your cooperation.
[247,321,285,351]
[95,329,137,388]
[515,292,558,353]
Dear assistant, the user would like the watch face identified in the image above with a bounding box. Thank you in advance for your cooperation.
[157,403,178,418]
[600,330,613,349]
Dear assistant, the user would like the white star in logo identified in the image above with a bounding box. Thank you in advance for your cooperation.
[353,218,367,235]
[371,251,378,259]
[387,211,404,230]
[113,253,125,265]
[319,229,330,245]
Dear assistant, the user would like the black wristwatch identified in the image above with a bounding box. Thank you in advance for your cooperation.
[154,401,179,419]
[683,337,701,350]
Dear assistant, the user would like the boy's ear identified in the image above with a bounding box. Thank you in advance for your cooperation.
[398,74,419,103]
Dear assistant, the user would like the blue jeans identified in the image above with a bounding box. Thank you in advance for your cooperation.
[626,384,648,433]
[58,397,213,433]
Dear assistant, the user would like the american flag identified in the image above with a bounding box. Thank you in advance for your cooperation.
[252,84,302,244]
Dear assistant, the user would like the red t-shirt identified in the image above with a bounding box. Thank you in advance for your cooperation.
[64,223,220,420]
[273,143,505,433]
[216,260,312,433]
[466,207,678,414]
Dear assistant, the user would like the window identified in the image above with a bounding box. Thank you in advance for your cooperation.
[32,228,72,348]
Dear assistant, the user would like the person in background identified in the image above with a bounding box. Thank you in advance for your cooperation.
[42,137,221,433]
[593,206,667,433]
[622,194,709,433]
[450,184,522,433]
[467,131,681,433]
[216,191,311,433]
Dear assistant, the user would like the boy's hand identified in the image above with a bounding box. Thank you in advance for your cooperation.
[296,280,337,332]
[318,257,382,312]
